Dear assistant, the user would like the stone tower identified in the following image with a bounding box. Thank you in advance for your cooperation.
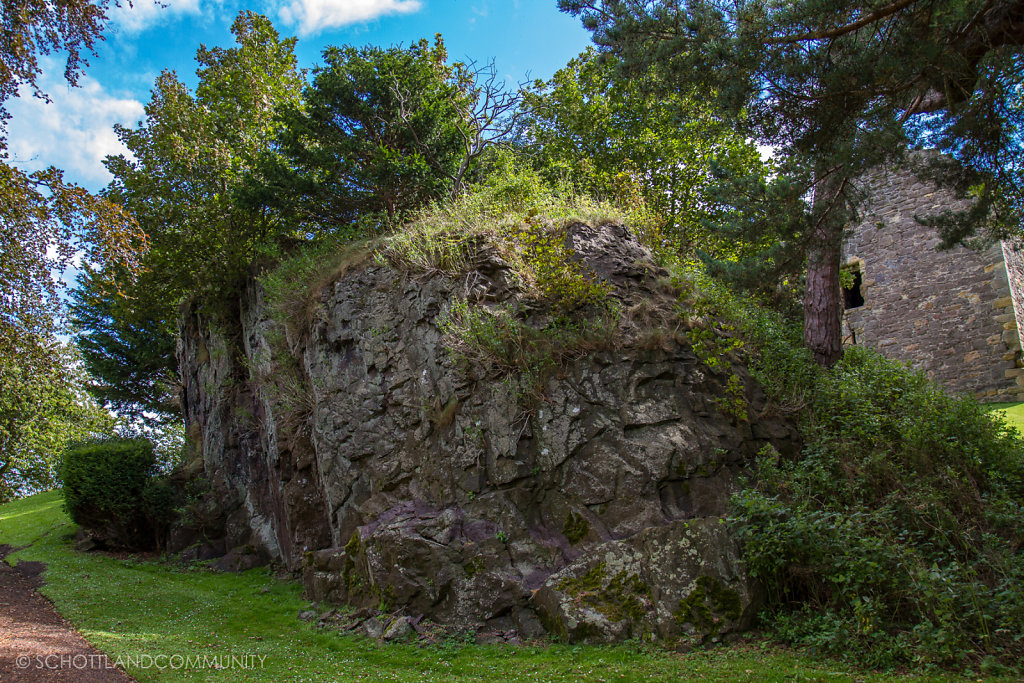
[842,155,1024,401]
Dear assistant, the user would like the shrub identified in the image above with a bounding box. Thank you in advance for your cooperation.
[61,438,176,549]
[676,263,1024,671]
[733,349,1024,670]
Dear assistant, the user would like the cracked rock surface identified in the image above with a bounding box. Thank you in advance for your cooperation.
[174,223,798,642]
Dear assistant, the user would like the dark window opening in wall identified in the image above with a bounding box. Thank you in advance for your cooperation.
[843,269,864,309]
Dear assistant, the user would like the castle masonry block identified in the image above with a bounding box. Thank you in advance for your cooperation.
[843,155,1024,401]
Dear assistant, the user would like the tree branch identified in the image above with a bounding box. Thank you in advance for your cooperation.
[765,0,923,44]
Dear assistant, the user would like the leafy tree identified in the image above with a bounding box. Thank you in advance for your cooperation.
[251,36,520,229]
[0,341,116,502]
[1,0,144,367]
[102,11,304,309]
[0,0,115,130]
[70,265,178,419]
[522,48,766,258]
[1,0,142,344]
[1,164,141,350]
[74,12,304,410]
[561,0,1024,365]
[0,0,146,496]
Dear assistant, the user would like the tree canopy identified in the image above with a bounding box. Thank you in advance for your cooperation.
[1,0,143,361]
[0,0,115,133]
[521,47,767,259]
[0,0,147,496]
[250,36,519,231]
[70,12,305,420]
[560,0,1024,364]
[102,11,304,307]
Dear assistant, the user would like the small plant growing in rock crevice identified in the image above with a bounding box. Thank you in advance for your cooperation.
[713,374,749,423]
[438,299,617,404]
[563,510,590,545]
[507,218,612,310]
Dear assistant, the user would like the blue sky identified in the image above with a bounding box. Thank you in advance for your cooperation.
[6,0,593,193]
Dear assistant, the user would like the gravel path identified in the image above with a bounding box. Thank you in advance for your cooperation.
[0,546,133,682]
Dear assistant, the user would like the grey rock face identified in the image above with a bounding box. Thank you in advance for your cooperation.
[174,222,797,643]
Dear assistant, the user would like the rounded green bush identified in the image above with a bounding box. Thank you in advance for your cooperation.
[61,438,175,549]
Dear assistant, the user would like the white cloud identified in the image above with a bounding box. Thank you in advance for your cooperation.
[279,0,422,36]
[109,0,204,33]
[6,73,145,190]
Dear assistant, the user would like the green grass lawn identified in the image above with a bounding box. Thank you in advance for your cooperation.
[0,491,985,682]
[988,401,1024,431]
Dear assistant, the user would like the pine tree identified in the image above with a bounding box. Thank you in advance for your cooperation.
[560,0,1024,365]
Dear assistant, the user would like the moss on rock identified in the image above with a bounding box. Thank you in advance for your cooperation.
[344,531,361,556]
[563,510,590,545]
[463,556,485,579]
[675,575,742,636]
[557,562,652,624]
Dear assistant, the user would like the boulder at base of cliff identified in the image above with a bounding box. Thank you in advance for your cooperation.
[531,518,758,644]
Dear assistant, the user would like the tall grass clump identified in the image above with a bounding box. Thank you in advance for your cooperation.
[253,236,375,433]
[377,156,633,277]
[259,235,376,336]
[673,264,1024,673]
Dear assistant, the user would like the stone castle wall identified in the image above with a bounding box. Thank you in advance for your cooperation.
[843,159,1023,401]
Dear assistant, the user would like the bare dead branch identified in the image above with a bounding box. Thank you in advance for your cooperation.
[390,58,525,196]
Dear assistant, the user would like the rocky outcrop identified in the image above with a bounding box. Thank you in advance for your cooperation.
[173,222,797,643]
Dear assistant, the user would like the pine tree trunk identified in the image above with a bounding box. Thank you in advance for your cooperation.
[803,173,846,367]
[803,235,844,366]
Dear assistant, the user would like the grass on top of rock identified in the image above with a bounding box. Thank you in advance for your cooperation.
[379,167,649,403]
[256,164,652,407]
[672,266,1024,675]
[257,164,632,331]
[259,235,377,338]
[0,490,951,683]
[376,160,634,279]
